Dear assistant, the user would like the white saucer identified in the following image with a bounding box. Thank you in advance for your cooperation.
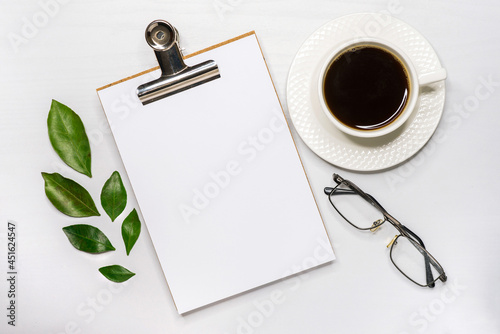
[286,13,446,172]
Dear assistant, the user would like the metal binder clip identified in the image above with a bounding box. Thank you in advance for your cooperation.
[137,20,220,105]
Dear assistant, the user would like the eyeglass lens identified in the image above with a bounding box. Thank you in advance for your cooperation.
[390,235,443,286]
[328,185,383,229]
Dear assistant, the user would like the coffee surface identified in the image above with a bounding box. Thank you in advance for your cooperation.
[323,45,409,131]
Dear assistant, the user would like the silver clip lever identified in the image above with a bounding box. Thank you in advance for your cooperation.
[137,20,220,105]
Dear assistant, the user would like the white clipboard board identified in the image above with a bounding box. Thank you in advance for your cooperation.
[97,22,335,314]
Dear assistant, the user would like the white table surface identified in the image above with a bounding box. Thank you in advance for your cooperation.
[1,1,499,333]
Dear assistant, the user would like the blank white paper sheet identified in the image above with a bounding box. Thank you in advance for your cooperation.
[97,32,335,314]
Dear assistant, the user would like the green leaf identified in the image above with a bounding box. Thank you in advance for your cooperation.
[42,172,100,217]
[48,99,92,177]
[122,209,141,256]
[62,224,115,253]
[101,171,127,222]
[99,265,135,282]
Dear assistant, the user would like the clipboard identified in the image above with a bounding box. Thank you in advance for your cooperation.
[97,20,335,314]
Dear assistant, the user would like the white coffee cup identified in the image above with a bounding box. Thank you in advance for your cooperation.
[318,37,447,138]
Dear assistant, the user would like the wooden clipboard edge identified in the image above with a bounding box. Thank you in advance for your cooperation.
[96,31,256,92]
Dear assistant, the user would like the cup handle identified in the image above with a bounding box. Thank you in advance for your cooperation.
[418,68,447,86]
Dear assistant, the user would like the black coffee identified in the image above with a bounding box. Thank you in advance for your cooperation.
[323,45,409,131]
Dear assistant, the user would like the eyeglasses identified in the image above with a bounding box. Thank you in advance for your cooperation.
[324,173,447,288]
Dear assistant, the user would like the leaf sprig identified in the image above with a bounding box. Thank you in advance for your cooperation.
[42,172,100,217]
[122,209,141,256]
[101,171,127,222]
[48,99,92,177]
[62,224,115,253]
[99,265,135,283]
[43,100,141,282]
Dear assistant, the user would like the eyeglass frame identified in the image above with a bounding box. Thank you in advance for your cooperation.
[324,173,447,288]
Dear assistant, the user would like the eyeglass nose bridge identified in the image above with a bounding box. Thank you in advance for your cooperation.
[370,219,385,232]
[386,235,398,248]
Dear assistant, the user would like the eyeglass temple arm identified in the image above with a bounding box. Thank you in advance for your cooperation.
[323,188,389,211]
[400,225,436,288]
[324,187,337,194]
